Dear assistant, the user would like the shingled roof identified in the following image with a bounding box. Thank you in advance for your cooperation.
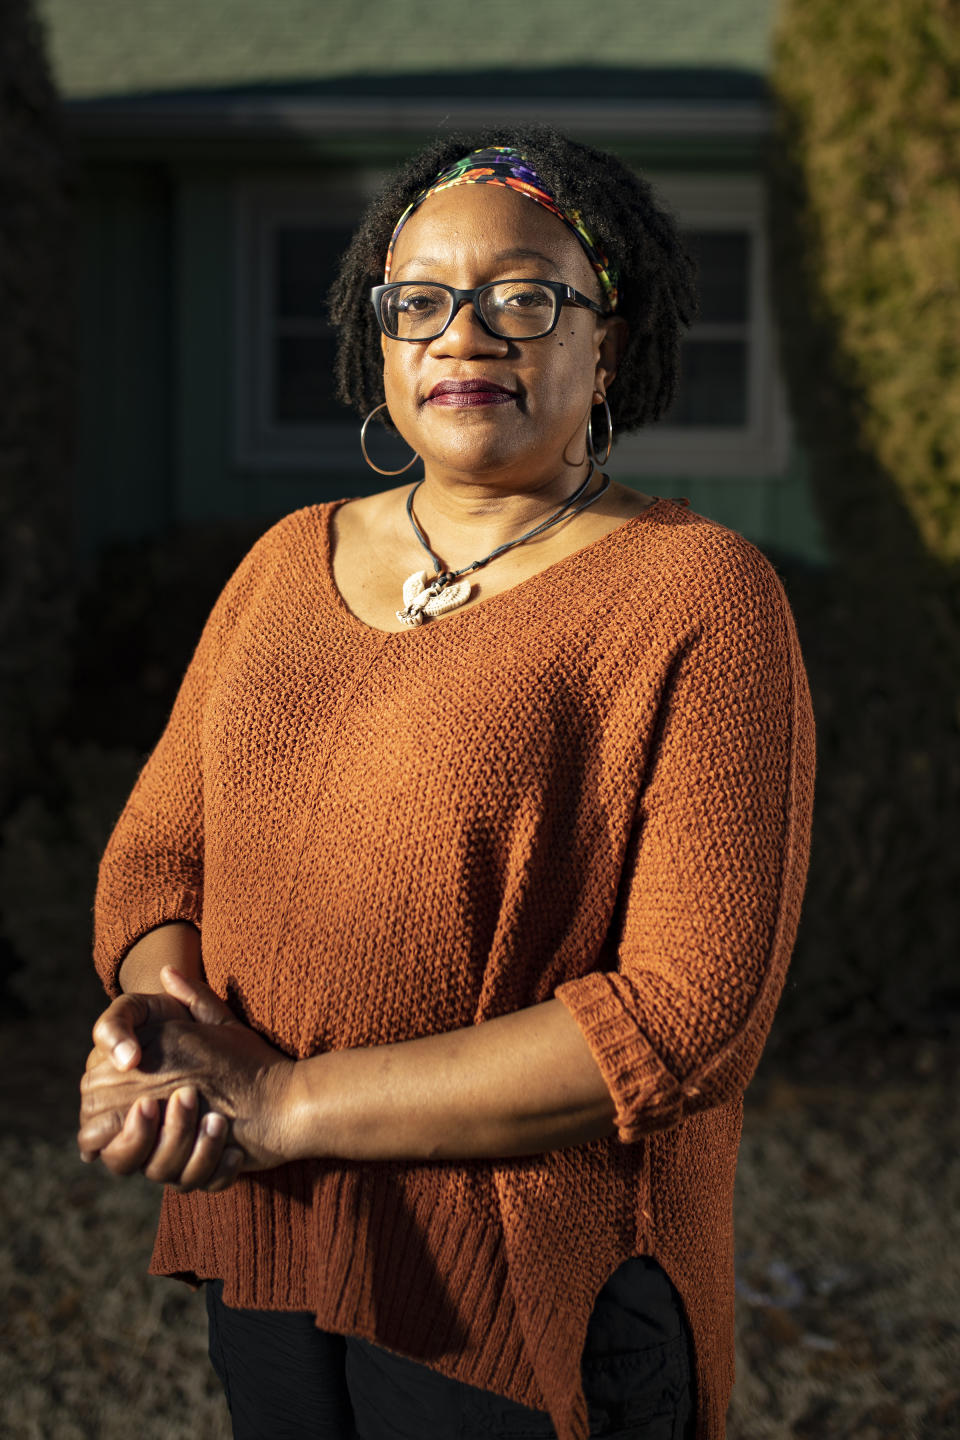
[37,0,780,102]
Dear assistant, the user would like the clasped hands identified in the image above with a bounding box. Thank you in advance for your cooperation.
[77,966,297,1193]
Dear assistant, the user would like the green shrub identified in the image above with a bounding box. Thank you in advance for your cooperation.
[770,0,960,565]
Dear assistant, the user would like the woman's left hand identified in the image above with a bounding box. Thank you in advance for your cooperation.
[78,967,297,1188]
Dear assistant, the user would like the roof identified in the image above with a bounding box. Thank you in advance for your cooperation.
[37,0,780,102]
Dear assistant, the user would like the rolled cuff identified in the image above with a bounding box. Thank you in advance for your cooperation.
[553,970,687,1141]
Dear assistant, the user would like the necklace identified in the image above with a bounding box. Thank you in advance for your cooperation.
[396,464,612,625]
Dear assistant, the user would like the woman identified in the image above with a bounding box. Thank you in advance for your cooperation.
[78,128,816,1440]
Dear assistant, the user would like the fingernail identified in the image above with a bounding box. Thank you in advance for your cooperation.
[175,1087,197,1110]
[140,1097,158,1120]
[114,1041,137,1068]
[203,1113,226,1138]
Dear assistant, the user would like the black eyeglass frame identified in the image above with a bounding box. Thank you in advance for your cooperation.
[369,279,610,341]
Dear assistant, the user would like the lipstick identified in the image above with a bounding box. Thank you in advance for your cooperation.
[427,378,517,408]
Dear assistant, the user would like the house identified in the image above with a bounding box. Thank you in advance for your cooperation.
[37,0,828,575]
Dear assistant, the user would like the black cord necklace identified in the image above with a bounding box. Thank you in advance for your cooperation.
[396,463,611,626]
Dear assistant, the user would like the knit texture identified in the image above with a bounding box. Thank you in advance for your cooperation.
[92,495,816,1440]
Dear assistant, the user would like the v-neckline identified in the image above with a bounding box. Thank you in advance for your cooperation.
[314,494,676,639]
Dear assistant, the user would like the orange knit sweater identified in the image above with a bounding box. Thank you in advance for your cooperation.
[92,495,815,1440]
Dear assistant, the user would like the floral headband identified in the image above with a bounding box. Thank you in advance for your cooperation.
[383,145,619,312]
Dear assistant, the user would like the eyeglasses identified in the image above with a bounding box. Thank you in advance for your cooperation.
[370,279,609,342]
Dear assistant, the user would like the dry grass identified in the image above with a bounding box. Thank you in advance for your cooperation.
[0,1134,230,1440]
[726,1068,958,1439]
[0,1012,956,1439]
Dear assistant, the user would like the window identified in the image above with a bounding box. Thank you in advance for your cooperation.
[234,176,386,471]
[272,224,355,424]
[663,230,751,427]
[615,173,790,477]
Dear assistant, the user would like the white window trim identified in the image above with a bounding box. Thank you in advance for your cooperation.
[234,171,791,478]
[234,174,389,472]
[616,172,791,478]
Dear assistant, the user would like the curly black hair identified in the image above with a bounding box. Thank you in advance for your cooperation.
[328,123,699,438]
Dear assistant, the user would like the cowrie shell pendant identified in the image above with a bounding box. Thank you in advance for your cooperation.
[397,570,472,626]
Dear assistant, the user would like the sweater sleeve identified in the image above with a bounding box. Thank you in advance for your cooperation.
[91,522,278,998]
[553,550,816,1141]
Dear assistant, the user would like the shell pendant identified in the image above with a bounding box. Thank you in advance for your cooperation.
[397,570,472,626]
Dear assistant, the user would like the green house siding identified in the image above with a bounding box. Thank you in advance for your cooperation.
[173,174,239,529]
[74,167,174,562]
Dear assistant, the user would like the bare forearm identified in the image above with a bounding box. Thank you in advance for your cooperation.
[284,997,617,1162]
[118,921,204,994]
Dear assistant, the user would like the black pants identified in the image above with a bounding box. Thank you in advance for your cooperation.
[205,1257,696,1439]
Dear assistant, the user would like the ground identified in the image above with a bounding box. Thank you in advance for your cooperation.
[0,1008,956,1439]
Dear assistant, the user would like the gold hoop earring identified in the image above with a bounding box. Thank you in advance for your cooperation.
[360,402,419,475]
[586,395,613,468]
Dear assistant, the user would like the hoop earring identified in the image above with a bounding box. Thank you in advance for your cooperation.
[586,395,613,468]
[360,402,419,475]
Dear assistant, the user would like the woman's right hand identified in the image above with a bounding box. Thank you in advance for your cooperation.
[79,985,243,1192]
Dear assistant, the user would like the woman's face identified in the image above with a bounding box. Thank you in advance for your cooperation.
[380,183,626,489]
